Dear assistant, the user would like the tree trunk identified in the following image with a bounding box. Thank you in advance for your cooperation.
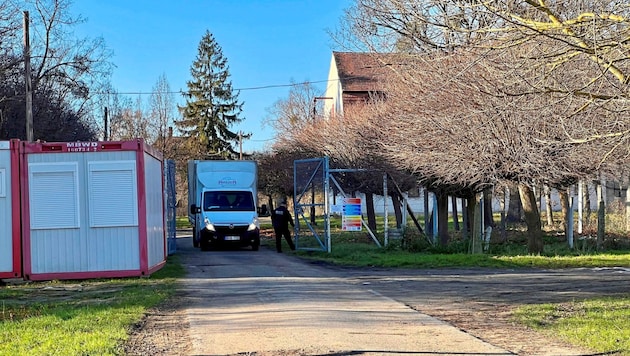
[267,195,274,213]
[499,186,507,242]
[391,193,403,228]
[462,197,469,240]
[518,183,544,254]
[500,210,507,242]
[470,193,483,254]
[584,182,592,225]
[451,196,460,231]
[626,183,630,232]
[597,183,605,251]
[559,189,570,239]
[437,191,450,246]
[536,185,543,218]
[506,183,522,222]
[466,195,476,238]
[483,188,494,228]
[544,185,554,227]
[424,189,431,236]
[597,199,605,251]
[365,192,377,232]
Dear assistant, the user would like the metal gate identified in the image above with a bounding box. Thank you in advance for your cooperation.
[294,157,391,252]
[164,159,177,255]
[293,157,329,252]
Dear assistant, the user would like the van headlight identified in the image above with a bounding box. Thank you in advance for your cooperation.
[204,217,215,232]
[247,217,260,231]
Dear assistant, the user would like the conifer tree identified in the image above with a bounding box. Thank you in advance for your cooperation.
[177,30,244,159]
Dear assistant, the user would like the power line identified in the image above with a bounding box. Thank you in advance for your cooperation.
[95,78,337,96]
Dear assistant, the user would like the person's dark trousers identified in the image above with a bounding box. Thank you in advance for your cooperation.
[275,228,296,252]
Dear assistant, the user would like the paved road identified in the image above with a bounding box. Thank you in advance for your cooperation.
[175,235,630,356]
[177,236,509,355]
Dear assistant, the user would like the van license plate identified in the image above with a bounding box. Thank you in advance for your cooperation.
[225,236,240,241]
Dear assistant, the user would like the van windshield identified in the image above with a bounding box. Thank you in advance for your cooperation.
[203,191,255,212]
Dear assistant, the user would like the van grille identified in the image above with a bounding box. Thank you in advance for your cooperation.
[214,225,249,236]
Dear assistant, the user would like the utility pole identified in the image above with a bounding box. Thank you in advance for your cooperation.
[103,107,108,141]
[313,96,333,121]
[23,11,33,142]
[310,96,332,224]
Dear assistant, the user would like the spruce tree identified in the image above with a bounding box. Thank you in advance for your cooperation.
[177,30,244,159]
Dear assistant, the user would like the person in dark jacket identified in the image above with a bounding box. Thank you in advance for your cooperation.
[272,199,295,253]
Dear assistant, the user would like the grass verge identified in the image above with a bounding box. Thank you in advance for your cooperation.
[514,297,630,355]
[0,256,185,356]
[176,216,191,229]
[295,240,630,269]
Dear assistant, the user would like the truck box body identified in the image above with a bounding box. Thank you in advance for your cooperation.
[188,160,260,250]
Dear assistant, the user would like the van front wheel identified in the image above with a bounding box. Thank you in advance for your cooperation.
[193,229,199,248]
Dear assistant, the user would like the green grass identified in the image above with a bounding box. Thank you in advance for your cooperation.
[514,297,630,355]
[176,216,191,229]
[295,241,630,269]
[0,256,185,356]
[290,209,630,261]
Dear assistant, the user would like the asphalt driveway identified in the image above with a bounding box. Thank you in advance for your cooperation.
[172,234,629,355]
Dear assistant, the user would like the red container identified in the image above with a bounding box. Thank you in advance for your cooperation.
[0,140,21,279]
[19,139,166,281]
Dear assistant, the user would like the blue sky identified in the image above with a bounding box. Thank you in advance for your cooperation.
[71,0,350,153]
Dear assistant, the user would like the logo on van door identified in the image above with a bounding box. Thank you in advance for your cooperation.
[218,177,237,186]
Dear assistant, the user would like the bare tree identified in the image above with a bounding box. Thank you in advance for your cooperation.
[149,73,176,156]
[257,148,306,207]
[0,3,21,96]
[26,0,112,113]
[109,96,154,141]
[350,50,620,253]
[334,0,499,52]
[0,0,112,141]
[264,81,321,142]
[339,0,630,150]
[327,1,630,252]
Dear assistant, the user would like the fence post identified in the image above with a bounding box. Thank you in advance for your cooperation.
[568,196,575,249]
[577,181,583,234]
[383,173,388,247]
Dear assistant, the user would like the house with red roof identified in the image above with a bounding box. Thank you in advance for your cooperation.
[323,52,394,119]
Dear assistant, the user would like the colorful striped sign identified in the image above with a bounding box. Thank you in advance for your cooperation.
[342,197,362,231]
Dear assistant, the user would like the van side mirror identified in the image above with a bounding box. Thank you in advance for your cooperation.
[190,204,201,214]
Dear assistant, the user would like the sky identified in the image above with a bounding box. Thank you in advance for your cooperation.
[70,0,351,153]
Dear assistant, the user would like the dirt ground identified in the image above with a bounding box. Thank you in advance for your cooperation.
[123,291,192,356]
[124,236,629,356]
